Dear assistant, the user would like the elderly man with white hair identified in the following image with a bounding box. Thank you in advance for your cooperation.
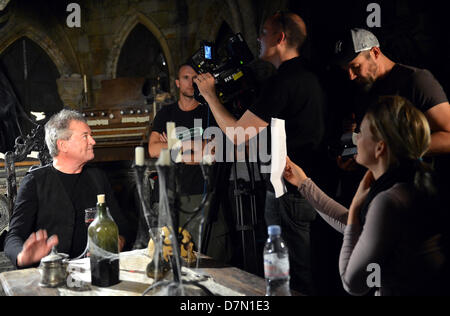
[5,109,131,268]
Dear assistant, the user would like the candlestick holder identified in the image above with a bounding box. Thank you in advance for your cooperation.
[133,149,215,296]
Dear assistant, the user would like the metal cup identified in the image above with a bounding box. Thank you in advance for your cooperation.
[38,247,69,288]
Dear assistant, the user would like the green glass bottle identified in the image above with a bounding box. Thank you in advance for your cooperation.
[88,194,120,287]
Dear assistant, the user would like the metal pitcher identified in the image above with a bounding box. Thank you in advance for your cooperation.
[38,247,69,288]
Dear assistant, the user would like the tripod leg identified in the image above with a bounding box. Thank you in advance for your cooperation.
[246,160,259,275]
[233,162,247,271]
[200,217,212,255]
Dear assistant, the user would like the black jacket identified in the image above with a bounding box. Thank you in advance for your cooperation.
[4,164,131,267]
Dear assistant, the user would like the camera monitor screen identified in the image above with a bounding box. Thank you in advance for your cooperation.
[204,45,212,60]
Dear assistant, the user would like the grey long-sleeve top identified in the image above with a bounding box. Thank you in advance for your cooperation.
[298,178,446,296]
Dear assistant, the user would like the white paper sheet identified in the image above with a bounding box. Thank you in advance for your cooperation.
[270,118,287,198]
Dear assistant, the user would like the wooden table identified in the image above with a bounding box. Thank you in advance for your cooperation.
[0,250,268,296]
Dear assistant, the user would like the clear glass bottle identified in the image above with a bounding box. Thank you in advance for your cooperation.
[88,194,120,287]
[263,225,291,296]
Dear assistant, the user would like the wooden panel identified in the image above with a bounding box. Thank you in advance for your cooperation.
[96,78,146,109]
[91,144,149,162]
[0,160,40,168]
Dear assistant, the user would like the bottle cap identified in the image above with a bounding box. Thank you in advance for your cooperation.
[268,225,281,236]
[97,194,105,204]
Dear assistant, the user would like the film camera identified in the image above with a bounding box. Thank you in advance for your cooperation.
[340,132,358,158]
[188,33,258,117]
[328,131,358,161]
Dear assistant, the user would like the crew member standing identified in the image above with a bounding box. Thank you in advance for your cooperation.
[195,12,325,295]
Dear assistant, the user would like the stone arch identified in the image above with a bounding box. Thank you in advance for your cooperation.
[0,24,72,76]
[195,0,259,56]
[196,0,236,45]
[106,11,175,93]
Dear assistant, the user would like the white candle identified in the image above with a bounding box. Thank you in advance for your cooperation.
[202,154,214,165]
[135,146,145,166]
[156,149,171,166]
[83,75,88,93]
[166,122,176,149]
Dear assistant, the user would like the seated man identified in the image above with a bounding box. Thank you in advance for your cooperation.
[4,109,131,268]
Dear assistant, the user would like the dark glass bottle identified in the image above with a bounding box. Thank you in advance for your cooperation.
[88,194,120,287]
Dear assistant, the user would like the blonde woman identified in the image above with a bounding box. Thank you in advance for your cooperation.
[284,96,448,295]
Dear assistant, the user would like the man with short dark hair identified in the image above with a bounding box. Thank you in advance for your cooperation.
[148,64,230,262]
[195,11,325,295]
[332,28,450,212]
[334,28,450,155]
[149,64,210,161]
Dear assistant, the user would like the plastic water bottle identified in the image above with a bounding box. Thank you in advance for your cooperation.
[264,225,291,296]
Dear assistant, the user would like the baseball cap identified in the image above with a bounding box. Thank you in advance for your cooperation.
[333,28,380,66]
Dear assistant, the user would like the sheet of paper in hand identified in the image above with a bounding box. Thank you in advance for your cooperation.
[270,118,287,198]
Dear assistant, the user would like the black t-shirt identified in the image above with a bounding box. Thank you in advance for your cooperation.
[353,64,448,124]
[248,57,326,191]
[152,102,216,195]
[54,169,86,258]
[153,102,215,137]
[10,169,89,258]
[352,63,449,179]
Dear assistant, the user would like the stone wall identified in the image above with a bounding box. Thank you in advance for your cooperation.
[0,0,287,109]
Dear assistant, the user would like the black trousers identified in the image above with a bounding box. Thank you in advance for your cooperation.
[265,190,317,295]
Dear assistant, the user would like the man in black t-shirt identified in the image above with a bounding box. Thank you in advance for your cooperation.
[148,64,231,261]
[149,68,214,194]
[334,28,450,158]
[333,28,450,206]
[149,64,215,192]
[195,12,325,295]
[149,63,215,196]
[151,102,213,195]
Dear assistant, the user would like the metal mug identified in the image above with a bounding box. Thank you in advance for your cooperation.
[38,247,69,288]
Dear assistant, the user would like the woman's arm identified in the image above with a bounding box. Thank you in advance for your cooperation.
[284,157,349,233]
[299,178,349,233]
[339,190,401,295]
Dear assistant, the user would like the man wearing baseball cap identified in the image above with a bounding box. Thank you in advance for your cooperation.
[331,29,450,295]
[333,28,450,157]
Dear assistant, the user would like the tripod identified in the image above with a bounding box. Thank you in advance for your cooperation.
[231,157,264,276]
